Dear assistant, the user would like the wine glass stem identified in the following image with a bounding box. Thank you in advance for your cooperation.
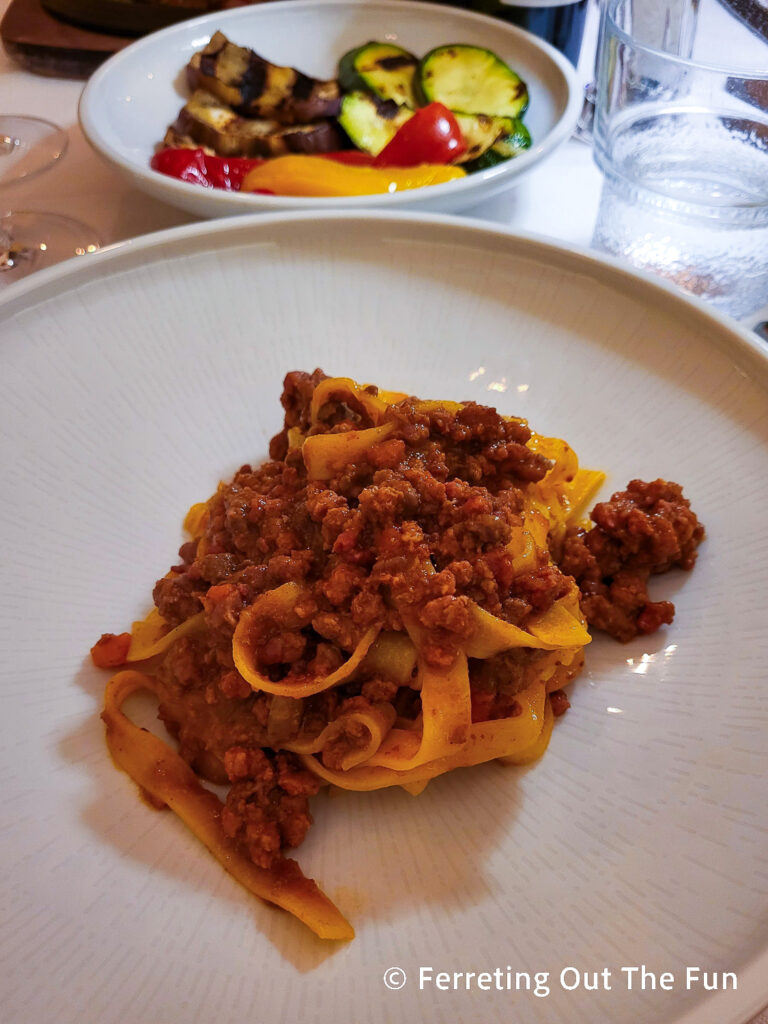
[0,225,36,272]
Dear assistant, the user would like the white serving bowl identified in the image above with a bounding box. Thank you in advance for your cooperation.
[78,0,580,216]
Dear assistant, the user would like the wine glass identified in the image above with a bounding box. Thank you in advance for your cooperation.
[1,115,101,281]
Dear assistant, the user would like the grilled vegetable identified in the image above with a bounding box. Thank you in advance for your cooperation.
[418,44,529,119]
[154,32,533,192]
[491,118,532,158]
[151,147,263,190]
[452,113,511,163]
[338,42,419,107]
[373,103,466,167]
[168,89,343,159]
[187,31,341,126]
[462,148,507,172]
[240,154,465,197]
[463,121,532,171]
[337,92,414,156]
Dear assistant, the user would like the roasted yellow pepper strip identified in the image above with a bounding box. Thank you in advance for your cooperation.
[241,155,466,197]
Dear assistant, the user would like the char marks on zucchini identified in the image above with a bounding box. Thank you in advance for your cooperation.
[337,91,414,156]
[418,44,529,120]
[338,42,419,107]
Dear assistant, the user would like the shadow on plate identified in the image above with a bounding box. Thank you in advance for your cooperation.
[57,653,523,972]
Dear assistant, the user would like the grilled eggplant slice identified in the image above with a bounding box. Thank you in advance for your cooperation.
[162,128,216,154]
[338,42,419,107]
[187,32,341,125]
[169,89,343,158]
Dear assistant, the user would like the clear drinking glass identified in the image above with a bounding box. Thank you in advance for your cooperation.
[591,0,768,319]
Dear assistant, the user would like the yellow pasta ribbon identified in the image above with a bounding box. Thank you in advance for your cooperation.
[499,697,555,766]
[310,377,392,426]
[364,649,471,771]
[507,509,550,573]
[102,670,353,941]
[303,423,395,479]
[127,608,206,661]
[464,588,590,659]
[283,702,397,770]
[527,433,605,537]
[359,630,418,686]
[301,679,547,791]
[183,502,209,538]
[233,582,379,697]
[412,399,465,415]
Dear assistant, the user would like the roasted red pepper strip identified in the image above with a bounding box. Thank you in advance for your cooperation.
[90,632,132,669]
[373,103,467,167]
[150,148,264,190]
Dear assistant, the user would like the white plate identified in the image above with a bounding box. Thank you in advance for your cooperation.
[78,0,579,216]
[1,213,767,1024]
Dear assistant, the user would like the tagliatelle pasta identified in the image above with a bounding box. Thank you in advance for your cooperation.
[102,670,354,941]
[91,370,703,942]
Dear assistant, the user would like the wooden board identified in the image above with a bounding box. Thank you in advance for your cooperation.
[41,0,209,38]
[1,0,130,77]
[0,0,270,78]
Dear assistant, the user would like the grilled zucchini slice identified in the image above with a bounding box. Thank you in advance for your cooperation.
[337,91,414,156]
[418,44,529,119]
[462,119,532,171]
[492,118,532,158]
[338,42,419,107]
[452,113,510,163]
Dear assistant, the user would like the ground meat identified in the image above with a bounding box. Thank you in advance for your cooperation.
[268,368,329,461]
[469,648,536,722]
[360,677,400,703]
[152,571,205,626]
[321,724,369,770]
[195,552,241,583]
[127,374,704,879]
[221,749,320,869]
[549,690,571,717]
[90,632,132,668]
[560,479,704,642]
[510,565,571,614]
[218,669,252,700]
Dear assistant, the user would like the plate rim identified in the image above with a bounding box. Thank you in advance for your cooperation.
[2,210,768,1024]
[1,209,766,376]
[77,0,582,213]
